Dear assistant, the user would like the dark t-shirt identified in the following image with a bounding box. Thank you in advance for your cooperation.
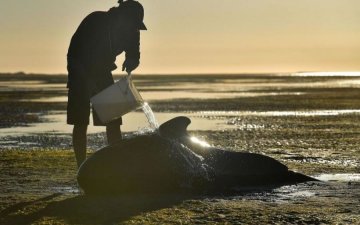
[67,10,140,91]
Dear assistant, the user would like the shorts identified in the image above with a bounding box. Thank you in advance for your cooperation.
[67,86,122,126]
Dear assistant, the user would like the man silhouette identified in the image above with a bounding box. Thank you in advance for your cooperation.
[67,0,146,167]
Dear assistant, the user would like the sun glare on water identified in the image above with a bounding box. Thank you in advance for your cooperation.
[294,72,360,77]
[190,137,211,148]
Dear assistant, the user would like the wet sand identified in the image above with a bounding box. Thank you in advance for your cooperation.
[0,73,359,224]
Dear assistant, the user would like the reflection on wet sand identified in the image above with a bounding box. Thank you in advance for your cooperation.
[1,73,360,224]
[315,173,360,182]
[24,91,305,102]
[3,109,360,137]
[199,110,360,117]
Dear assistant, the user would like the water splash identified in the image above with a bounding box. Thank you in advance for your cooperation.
[142,102,159,130]
[167,140,213,186]
[142,103,213,185]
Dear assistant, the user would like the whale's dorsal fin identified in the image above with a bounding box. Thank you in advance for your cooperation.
[159,116,191,139]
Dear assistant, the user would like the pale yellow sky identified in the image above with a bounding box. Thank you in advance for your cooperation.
[0,0,359,74]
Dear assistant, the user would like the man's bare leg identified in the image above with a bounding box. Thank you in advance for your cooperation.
[106,121,122,145]
[73,125,88,168]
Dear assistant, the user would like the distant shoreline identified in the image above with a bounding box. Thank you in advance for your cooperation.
[1,71,360,78]
[0,72,286,76]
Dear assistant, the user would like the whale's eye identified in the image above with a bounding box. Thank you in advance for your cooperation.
[190,137,211,148]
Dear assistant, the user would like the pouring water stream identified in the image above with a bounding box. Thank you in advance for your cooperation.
[127,72,159,130]
[142,102,159,130]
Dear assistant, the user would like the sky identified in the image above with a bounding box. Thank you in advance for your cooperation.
[0,0,359,74]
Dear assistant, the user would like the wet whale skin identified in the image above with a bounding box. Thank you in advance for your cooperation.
[77,117,316,195]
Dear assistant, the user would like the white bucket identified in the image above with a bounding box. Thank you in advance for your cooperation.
[90,76,143,124]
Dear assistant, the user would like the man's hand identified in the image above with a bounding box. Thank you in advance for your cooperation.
[122,58,139,74]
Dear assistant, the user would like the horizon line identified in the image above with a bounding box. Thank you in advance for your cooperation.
[2,71,360,76]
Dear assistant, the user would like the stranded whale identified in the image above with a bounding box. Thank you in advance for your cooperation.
[77,117,316,195]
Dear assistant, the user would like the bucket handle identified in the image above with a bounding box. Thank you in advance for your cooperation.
[118,72,132,95]
[126,71,132,80]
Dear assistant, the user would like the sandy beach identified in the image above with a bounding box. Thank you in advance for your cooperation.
[0,73,359,224]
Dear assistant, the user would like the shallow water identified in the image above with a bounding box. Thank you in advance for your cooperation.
[1,73,360,224]
[315,173,360,182]
[0,80,65,91]
[0,111,233,137]
[199,109,360,117]
[22,91,305,102]
[3,109,359,138]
